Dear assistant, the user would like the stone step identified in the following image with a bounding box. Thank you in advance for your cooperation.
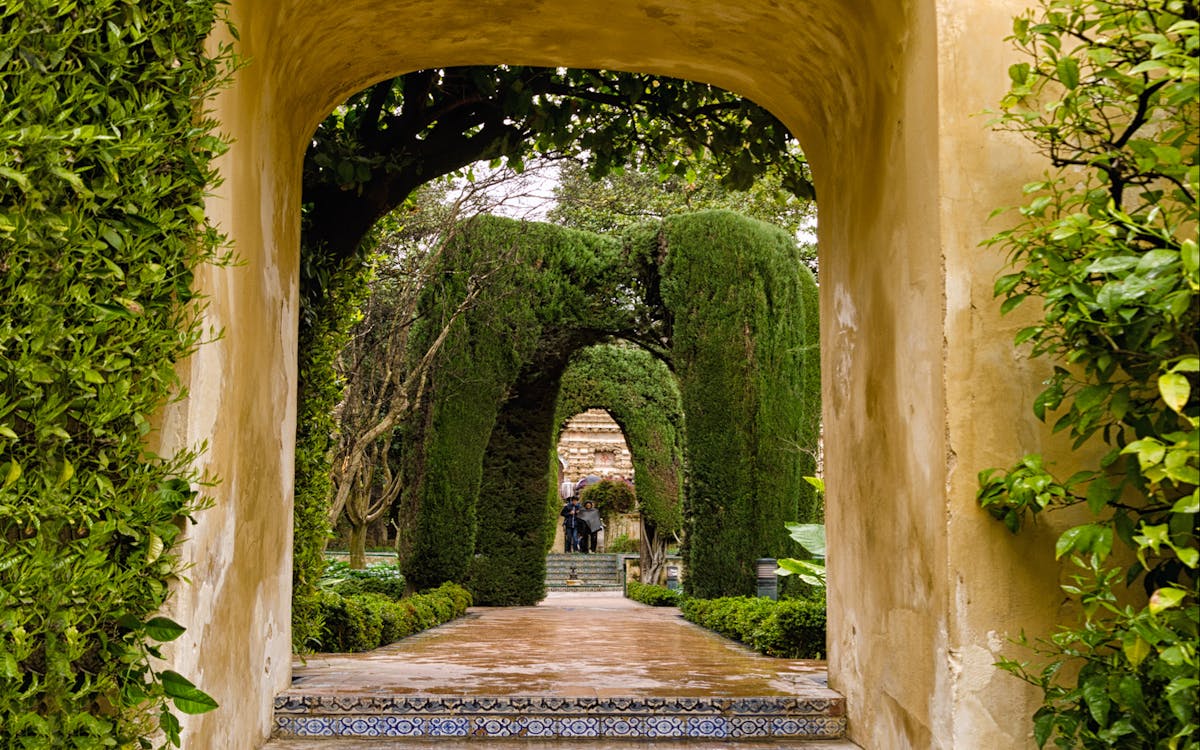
[544,583,624,592]
[273,694,846,741]
[265,737,862,748]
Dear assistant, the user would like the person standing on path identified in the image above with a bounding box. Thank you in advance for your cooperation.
[577,500,603,553]
[560,497,583,552]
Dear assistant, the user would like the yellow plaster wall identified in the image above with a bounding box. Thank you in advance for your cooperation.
[174,1,1074,747]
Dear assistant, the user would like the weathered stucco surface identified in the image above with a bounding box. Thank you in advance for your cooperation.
[171,1,1080,747]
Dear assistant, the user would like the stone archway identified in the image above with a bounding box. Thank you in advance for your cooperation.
[169,2,1072,748]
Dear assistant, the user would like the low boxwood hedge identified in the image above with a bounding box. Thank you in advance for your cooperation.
[299,582,472,653]
[680,594,826,659]
[625,580,683,606]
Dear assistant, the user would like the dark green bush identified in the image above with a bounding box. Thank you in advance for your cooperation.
[680,595,826,659]
[581,479,637,519]
[309,583,471,653]
[625,581,682,606]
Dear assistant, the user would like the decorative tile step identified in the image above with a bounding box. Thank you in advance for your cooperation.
[273,694,846,741]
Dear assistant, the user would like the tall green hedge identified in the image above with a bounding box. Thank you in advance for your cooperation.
[650,211,821,598]
[404,212,818,603]
[0,2,232,746]
[403,216,631,603]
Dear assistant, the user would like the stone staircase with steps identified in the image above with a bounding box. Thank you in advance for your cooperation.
[543,552,623,592]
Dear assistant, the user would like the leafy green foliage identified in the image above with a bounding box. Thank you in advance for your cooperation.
[977,2,1198,746]
[322,560,407,599]
[301,67,812,279]
[625,581,683,606]
[292,257,372,650]
[580,479,637,519]
[645,212,821,598]
[0,1,233,744]
[302,582,471,653]
[777,477,827,588]
[548,161,817,273]
[399,211,819,604]
[680,595,826,659]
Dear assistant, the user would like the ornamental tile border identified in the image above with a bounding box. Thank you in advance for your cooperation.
[274,693,842,716]
[274,713,848,739]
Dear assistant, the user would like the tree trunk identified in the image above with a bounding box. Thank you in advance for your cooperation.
[640,518,669,585]
[349,522,368,570]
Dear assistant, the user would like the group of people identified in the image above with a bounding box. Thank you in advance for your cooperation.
[559,495,604,553]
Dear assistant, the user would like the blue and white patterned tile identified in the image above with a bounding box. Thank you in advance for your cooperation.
[601,716,645,737]
[278,716,335,737]
[558,717,601,737]
[340,716,383,736]
[686,716,731,738]
[644,716,685,737]
[379,717,426,737]
[729,716,773,738]
[471,717,519,737]
[522,717,558,737]
[427,717,469,736]
[772,717,811,737]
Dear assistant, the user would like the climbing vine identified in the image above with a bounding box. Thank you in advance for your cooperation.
[977,2,1197,746]
[0,1,234,746]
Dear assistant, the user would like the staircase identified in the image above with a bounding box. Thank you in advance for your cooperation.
[543,552,623,592]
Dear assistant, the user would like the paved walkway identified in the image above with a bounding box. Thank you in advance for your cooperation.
[264,591,859,748]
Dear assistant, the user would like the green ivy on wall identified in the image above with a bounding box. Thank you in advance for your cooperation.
[0,1,234,746]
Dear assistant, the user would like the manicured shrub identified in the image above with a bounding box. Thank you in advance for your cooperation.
[680,595,826,659]
[581,479,637,518]
[554,344,686,584]
[308,583,472,653]
[625,581,683,606]
[405,212,818,605]
[645,212,821,599]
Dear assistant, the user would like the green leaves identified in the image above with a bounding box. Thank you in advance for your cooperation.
[979,1,1198,746]
[1,0,231,745]
[159,671,219,715]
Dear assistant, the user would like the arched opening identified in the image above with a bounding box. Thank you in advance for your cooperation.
[173,2,1066,748]
[554,408,638,552]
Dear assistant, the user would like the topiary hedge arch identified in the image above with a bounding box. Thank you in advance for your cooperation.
[553,343,686,583]
[396,210,819,603]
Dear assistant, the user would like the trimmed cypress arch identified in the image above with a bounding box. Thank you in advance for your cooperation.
[651,212,821,598]
[402,210,819,602]
[553,344,686,584]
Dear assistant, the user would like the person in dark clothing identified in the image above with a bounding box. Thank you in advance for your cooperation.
[560,497,583,552]
[577,500,603,553]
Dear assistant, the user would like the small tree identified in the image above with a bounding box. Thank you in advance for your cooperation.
[327,175,528,568]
